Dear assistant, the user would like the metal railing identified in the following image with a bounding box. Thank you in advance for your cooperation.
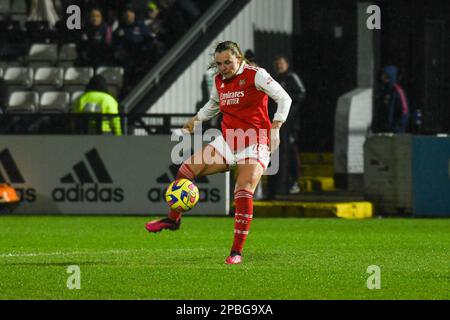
[0,113,196,136]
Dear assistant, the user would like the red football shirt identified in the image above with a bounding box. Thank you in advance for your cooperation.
[216,64,272,149]
[197,62,291,151]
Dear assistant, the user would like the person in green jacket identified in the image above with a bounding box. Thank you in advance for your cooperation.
[73,75,122,136]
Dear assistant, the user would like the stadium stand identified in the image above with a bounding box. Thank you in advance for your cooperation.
[7,91,39,113]
[10,0,27,25]
[39,91,70,113]
[95,66,124,99]
[24,20,54,43]
[27,43,58,67]
[63,67,94,94]
[4,67,33,93]
[0,1,10,18]
[10,0,27,14]
[0,0,216,118]
[33,67,64,93]
[58,43,78,68]
[70,90,84,107]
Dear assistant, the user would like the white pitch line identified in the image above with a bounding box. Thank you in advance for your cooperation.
[0,249,144,258]
[0,248,209,258]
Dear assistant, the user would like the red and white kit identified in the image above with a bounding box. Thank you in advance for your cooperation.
[197,62,292,169]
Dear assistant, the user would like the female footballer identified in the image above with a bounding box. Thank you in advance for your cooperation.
[146,41,292,264]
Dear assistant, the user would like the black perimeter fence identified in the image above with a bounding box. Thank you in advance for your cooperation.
[0,113,200,136]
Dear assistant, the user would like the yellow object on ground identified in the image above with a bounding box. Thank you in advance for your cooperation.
[253,200,373,219]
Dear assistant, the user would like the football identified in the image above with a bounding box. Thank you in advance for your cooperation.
[165,179,200,212]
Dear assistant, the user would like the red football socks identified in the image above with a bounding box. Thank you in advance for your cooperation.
[177,163,195,181]
[231,189,254,254]
[168,163,195,221]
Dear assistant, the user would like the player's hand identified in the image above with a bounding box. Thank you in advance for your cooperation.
[270,121,283,152]
[183,116,199,134]
[270,128,280,152]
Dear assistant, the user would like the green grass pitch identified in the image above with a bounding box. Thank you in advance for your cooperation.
[0,216,449,299]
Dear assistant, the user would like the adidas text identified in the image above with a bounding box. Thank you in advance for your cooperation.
[15,187,37,202]
[52,184,124,203]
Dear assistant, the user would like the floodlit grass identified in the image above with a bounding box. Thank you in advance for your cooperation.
[0,216,449,299]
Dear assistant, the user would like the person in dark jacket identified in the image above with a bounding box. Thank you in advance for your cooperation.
[373,66,409,133]
[113,4,157,90]
[268,55,306,196]
[78,7,113,67]
[113,5,154,57]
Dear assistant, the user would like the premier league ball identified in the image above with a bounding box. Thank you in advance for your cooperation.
[165,179,199,212]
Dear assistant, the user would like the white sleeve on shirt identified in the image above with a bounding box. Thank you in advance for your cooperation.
[255,68,292,123]
[196,80,220,121]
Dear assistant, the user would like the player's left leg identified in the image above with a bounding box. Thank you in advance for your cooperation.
[225,160,265,264]
[146,144,229,233]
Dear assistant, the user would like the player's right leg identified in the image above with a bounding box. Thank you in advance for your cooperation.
[145,144,229,233]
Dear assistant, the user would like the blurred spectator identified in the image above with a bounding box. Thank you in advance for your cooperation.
[73,75,122,136]
[78,7,113,67]
[244,49,258,67]
[125,0,153,21]
[28,0,60,27]
[145,2,165,35]
[268,55,306,197]
[176,0,201,23]
[144,1,168,54]
[372,66,409,133]
[0,18,27,59]
[113,5,152,49]
[113,5,157,67]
